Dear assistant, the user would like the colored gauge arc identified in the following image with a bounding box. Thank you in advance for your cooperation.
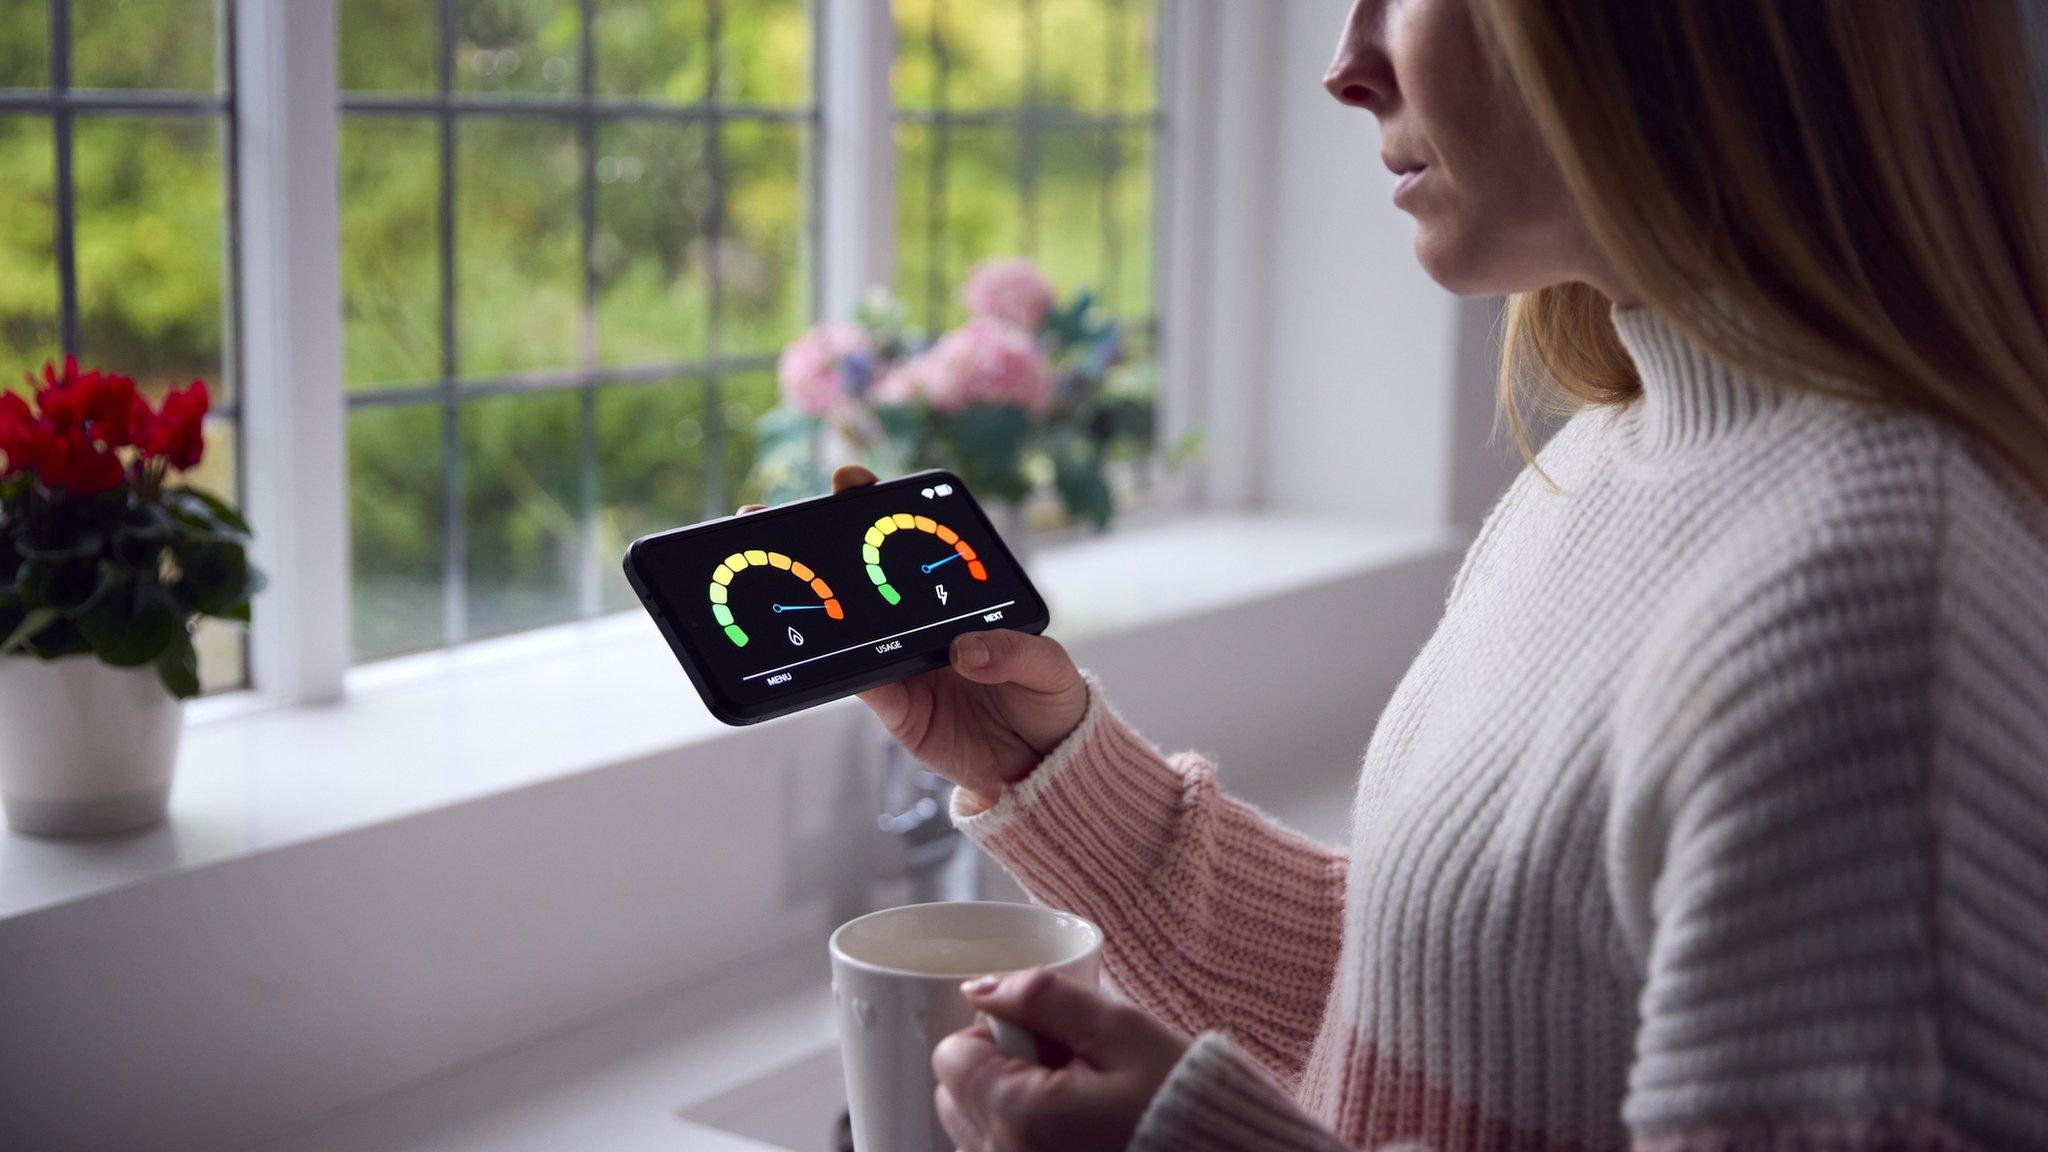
[709,549,841,647]
[863,513,987,605]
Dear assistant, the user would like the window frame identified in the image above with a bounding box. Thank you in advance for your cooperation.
[224,0,1205,708]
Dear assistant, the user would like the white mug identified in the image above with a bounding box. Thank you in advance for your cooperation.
[829,901,1103,1152]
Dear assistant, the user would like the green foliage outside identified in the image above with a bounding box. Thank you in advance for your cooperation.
[2,0,1159,667]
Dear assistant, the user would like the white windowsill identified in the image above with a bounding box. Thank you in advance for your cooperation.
[0,512,1459,923]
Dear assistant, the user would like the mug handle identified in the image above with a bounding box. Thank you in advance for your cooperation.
[977,1012,1048,1065]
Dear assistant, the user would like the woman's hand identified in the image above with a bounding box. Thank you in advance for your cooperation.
[738,466,1088,806]
[931,967,1190,1152]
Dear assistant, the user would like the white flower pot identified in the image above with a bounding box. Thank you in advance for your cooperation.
[0,656,183,837]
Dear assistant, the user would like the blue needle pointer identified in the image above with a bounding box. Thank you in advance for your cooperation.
[771,603,828,613]
[921,553,965,574]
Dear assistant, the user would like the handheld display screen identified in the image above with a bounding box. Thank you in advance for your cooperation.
[623,471,1050,725]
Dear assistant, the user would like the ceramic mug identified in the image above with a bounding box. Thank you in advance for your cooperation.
[829,901,1103,1152]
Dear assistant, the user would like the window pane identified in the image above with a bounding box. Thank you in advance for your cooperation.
[894,124,1025,327]
[70,0,217,91]
[455,0,580,96]
[1115,0,1159,112]
[340,0,437,93]
[595,118,710,366]
[1109,128,1155,320]
[1038,0,1114,112]
[893,0,1027,111]
[342,117,443,390]
[461,390,582,638]
[74,116,229,403]
[934,126,1023,325]
[596,379,709,611]
[350,403,449,660]
[187,418,246,691]
[593,0,710,100]
[894,121,939,327]
[456,117,580,376]
[1036,127,1107,302]
[0,1,49,87]
[0,116,59,373]
[1035,0,1156,113]
[718,0,810,107]
[719,119,807,355]
[720,369,776,508]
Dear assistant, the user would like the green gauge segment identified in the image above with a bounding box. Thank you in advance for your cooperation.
[709,550,841,646]
[864,513,988,605]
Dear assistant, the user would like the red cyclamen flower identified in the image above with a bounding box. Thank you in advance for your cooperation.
[139,380,209,471]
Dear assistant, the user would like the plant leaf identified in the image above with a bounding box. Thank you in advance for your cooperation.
[1,607,57,655]
[171,538,252,618]
[1052,447,1115,531]
[154,630,200,699]
[79,566,182,667]
[165,487,253,536]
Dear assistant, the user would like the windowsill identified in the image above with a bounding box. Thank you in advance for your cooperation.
[0,512,1459,922]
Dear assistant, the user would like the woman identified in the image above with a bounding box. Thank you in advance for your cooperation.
[751,0,2048,1147]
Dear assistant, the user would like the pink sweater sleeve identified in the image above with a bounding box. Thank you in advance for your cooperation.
[950,677,1348,1087]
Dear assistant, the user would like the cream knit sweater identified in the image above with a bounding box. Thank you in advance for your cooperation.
[953,305,2048,1151]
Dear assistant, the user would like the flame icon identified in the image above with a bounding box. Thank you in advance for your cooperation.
[787,626,804,646]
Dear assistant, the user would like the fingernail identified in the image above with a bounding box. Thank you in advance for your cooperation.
[960,975,999,996]
[954,635,989,669]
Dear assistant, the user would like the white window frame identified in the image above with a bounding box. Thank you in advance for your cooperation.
[227,0,1212,708]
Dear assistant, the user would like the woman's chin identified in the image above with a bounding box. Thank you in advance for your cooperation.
[1411,229,1493,296]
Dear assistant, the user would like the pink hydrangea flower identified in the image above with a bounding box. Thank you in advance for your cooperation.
[913,319,1054,413]
[870,363,925,406]
[961,258,1057,332]
[777,321,875,417]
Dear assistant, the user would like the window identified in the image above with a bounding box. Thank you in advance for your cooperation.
[337,0,815,661]
[892,0,1161,345]
[0,0,245,691]
[11,0,1186,694]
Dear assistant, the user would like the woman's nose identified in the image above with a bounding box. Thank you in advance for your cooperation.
[1324,0,1392,110]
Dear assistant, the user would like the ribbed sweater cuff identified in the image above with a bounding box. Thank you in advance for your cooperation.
[949,672,1190,886]
[1129,1033,1347,1152]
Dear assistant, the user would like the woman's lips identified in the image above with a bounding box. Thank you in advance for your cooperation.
[1393,165,1428,206]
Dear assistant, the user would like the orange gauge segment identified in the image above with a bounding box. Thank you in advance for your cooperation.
[709,550,842,647]
[865,512,990,605]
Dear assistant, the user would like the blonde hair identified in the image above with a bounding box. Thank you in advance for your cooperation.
[1473,0,2048,497]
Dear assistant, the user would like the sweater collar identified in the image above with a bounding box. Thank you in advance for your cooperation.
[1607,301,1789,458]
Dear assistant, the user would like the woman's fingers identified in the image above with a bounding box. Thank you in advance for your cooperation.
[831,463,879,492]
[853,679,912,731]
[962,967,1115,1062]
[735,503,766,515]
[949,630,1079,693]
[934,1084,986,1152]
[932,1025,1010,1129]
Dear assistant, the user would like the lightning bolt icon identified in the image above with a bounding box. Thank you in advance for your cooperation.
[937,584,949,605]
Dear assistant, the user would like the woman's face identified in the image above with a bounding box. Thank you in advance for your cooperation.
[1325,0,1618,299]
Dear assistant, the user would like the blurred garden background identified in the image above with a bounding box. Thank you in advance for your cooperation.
[0,0,1161,679]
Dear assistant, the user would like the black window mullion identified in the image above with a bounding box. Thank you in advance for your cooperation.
[576,0,602,617]
[924,0,950,332]
[1018,0,1042,259]
[701,0,727,517]
[1100,0,1126,313]
[436,0,467,645]
[50,0,78,357]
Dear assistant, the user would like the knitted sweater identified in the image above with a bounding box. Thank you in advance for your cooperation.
[952,305,2048,1152]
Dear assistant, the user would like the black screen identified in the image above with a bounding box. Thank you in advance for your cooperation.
[624,471,1049,724]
